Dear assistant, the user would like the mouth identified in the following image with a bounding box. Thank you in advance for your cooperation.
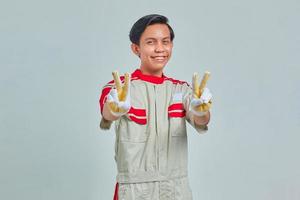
[151,56,168,62]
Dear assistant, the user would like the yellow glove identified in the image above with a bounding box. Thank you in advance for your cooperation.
[190,71,212,116]
[99,71,130,130]
[107,71,131,116]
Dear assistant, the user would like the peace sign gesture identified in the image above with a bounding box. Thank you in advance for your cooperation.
[107,71,131,116]
[190,71,213,115]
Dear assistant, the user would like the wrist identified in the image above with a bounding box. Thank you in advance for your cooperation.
[194,111,210,125]
[103,102,121,121]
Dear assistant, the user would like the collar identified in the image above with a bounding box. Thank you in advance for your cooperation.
[131,68,167,84]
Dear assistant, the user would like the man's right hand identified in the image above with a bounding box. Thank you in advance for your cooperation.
[107,71,131,117]
[190,72,212,117]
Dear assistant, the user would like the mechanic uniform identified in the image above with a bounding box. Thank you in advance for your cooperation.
[99,68,208,200]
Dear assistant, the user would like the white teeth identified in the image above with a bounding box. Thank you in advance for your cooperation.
[154,57,165,61]
[152,56,166,59]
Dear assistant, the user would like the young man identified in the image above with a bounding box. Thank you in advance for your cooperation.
[99,14,212,200]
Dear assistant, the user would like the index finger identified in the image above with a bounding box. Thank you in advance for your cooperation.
[199,71,210,94]
[123,72,130,96]
[112,71,122,93]
[193,73,200,98]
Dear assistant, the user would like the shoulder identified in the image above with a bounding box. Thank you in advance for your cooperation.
[164,76,190,87]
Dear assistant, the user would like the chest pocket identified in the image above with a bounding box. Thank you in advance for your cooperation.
[127,107,147,125]
[168,92,187,136]
[117,106,148,142]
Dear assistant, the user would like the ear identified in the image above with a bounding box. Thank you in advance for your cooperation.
[131,43,140,57]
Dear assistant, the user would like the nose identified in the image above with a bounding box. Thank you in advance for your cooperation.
[155,42,165,52]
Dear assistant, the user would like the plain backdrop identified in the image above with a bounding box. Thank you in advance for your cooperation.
[1,0,299,199]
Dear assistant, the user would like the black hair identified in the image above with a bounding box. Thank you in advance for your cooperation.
[129,14,175,45]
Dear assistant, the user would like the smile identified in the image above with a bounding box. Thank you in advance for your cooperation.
[151,56,167,61]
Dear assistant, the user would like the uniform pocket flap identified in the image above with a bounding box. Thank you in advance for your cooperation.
[168,103,186,118]
[127,107,147,125]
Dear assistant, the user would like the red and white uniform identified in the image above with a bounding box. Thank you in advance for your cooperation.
[99,69,208,200]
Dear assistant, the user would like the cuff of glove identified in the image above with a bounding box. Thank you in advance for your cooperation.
[107,101,131,117]
[110,109,130,117]
[189,105,208,117]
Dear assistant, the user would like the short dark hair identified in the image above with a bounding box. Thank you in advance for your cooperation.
[129,14,175,45]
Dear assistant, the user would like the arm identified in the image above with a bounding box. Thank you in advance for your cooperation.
[102,101,121,121]
[183,71,212,133]
[183,89,209,133]
[99,71,131,130]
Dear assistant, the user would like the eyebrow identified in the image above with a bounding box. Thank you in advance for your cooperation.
[145,37,171,41]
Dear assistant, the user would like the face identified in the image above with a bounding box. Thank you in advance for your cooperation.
[131,23,173,75]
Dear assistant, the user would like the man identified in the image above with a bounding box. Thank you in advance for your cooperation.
[99,14,212,200]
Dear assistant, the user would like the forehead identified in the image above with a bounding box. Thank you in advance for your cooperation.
[140,23,171,40]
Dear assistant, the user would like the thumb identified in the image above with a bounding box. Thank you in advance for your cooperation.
[108,88,119,102]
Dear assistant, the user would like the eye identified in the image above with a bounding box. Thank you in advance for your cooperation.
[147,40,154,44]
[163,40,170,44]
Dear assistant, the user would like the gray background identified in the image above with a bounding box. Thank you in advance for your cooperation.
[1,0,299,199]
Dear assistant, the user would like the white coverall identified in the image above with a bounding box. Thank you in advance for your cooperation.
[99,69,208,200]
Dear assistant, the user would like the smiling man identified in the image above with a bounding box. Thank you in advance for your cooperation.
[99,14,212,200]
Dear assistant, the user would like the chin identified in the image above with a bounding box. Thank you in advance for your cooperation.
[151,61,168,69]
[149,64,166,72]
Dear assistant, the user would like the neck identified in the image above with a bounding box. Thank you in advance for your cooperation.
[140,65,163,77]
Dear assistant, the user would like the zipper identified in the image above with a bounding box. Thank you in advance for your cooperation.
[154,85,159,170]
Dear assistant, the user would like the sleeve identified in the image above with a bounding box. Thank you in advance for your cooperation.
[99,75,127,130]
[99,80,114,116]
[182,83,208,134]
[98,80,116,130]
